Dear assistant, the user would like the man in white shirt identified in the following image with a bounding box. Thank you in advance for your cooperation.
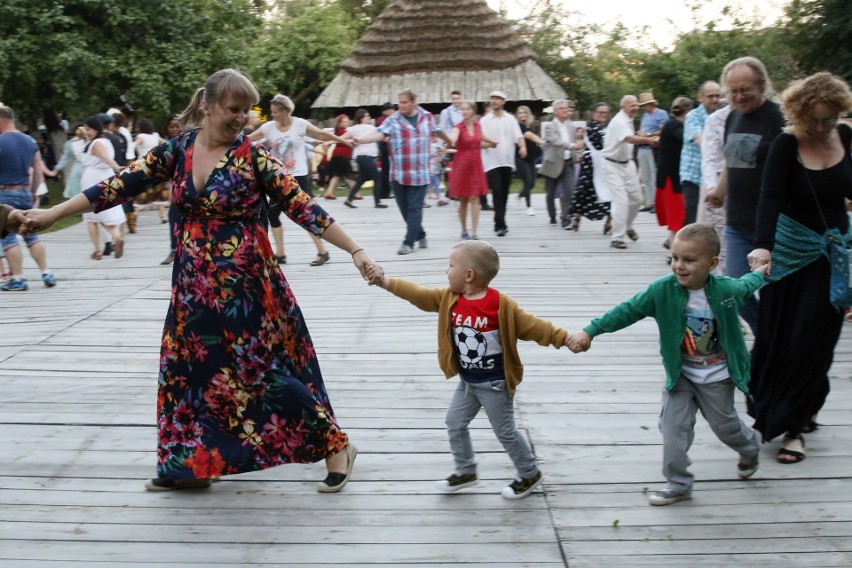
[480,91,525,237]
[602,95,658,249]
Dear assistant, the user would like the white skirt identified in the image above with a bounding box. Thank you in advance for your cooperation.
[81,165,126,226]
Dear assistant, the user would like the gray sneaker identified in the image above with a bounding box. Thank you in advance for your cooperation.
[438,472,478,493]
[397,244,415,255]
[737,456,759,479]
[648,488,692,506]
[418,237,428,249]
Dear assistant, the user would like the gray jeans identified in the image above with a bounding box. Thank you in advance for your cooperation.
[659,377,760,492]
[637,149,656,206]
[445,379,539,479]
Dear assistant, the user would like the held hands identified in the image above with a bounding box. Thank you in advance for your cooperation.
[5,208,28,234]
[365,263,387,287]
[566,331,592,353]
[746,248,772,277]
[20,208,57,235]
[352,249,383,282]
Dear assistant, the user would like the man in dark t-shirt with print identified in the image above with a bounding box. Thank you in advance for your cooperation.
[705,57,784,337]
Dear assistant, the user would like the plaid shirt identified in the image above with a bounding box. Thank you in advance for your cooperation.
[377,107,440,186]
[679,105,709,185]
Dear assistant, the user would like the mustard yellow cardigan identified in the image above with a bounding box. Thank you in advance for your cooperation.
[385,277,569,396]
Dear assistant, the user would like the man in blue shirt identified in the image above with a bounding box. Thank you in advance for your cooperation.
[679,81,722,226]
[0,106,56,291]
[637,92,668,213]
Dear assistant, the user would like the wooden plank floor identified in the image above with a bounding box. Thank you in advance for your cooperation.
[1,192,850,567]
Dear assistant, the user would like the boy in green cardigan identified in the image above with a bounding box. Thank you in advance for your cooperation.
[368,240,570,499]
[568,223,768,505]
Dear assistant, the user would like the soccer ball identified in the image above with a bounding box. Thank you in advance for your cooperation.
[455,326,487,364]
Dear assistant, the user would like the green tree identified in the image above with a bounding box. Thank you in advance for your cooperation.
[247,2,360,117]
[782,0,852,82]
[0,0,261,129]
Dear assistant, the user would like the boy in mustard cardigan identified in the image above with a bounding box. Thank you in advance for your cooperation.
[368,240,570,499]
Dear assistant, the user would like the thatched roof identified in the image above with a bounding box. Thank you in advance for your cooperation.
[312,0,566,108]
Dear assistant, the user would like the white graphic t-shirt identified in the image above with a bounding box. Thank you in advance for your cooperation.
[681,288,729,384]
[451,288,504,383]
[258,118,309,176]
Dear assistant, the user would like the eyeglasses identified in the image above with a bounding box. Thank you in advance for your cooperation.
[728,87,754,97]
[806,115,839,127]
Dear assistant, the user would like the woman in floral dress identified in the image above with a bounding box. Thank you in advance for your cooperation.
[25,69,379,493]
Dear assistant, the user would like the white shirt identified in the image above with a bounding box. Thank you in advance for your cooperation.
[480,111,523,172]
[556,118,574,160]
[258,118,309,176]
[135,133,160,158]
[118,126,135,160]
[348,123,379,158]
[602,110,635,163]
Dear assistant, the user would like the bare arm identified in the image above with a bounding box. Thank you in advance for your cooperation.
[524,130,544,145]
[91,141,122,173]
[31,152,45,197]
[320,221,382,282]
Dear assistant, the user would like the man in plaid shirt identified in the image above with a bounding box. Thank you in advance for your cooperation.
[360,89,453,255]
[679,81,721,226]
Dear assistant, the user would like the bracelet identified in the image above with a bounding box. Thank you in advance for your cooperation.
[350,248,364,257]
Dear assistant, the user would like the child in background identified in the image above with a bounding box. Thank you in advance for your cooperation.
[426,133,449,206]
[567,223,767,505]
[368,240,571,499]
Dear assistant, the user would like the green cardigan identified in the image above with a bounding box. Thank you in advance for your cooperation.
[385,278,568,396]
[583,271,765,394]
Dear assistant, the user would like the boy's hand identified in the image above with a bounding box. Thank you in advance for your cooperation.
[366,264,387,287]
[566,331,592,353]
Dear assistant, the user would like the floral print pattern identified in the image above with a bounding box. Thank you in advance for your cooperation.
[85,130,348,480]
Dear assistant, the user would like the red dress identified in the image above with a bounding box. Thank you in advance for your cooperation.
[448,120,489,198]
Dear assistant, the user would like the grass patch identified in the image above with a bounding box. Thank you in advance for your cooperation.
[38,179,81,233]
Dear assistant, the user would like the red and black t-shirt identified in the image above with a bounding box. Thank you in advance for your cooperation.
[451,288,504,383]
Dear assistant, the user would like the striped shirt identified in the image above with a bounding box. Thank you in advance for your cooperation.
[377,108,440,186]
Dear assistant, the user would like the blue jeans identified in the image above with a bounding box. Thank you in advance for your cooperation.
[725,225,759,336]
[392,181,427,246]
[445,379,539,479]
[0,189,40,250]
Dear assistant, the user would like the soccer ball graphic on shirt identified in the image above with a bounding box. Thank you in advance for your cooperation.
[454,326,487,364]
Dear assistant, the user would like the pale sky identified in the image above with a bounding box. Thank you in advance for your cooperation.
[486,0,788,49]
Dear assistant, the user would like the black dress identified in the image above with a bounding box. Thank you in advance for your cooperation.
[748,124,852,440]
[568,120,609,220]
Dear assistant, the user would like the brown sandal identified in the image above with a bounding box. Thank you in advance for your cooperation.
[310,252,330,266]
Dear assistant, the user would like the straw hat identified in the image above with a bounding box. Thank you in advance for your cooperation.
[638,92,658,106]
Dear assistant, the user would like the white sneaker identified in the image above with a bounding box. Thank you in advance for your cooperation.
[526,207,535,216]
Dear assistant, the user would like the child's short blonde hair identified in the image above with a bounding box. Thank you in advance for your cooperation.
[675,223,721,257]
[452,240,500,284]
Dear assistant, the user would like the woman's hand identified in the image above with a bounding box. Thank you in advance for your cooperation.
[352,249,382,282]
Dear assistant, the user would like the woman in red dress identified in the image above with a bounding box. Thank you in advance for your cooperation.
[447,101,497,239]
[323,114,356,199]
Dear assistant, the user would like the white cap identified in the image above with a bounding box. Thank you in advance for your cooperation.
[489,90,508,100]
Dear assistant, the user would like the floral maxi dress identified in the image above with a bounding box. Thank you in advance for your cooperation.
[83,130,348,480]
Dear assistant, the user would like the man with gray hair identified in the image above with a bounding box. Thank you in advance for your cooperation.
[0,106,56,290]
[704,56,783,336]
[540,98,583,228]
[601,95,658,249]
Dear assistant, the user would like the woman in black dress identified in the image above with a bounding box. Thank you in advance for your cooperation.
[568,102,611,233]
[747,72,852,463]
